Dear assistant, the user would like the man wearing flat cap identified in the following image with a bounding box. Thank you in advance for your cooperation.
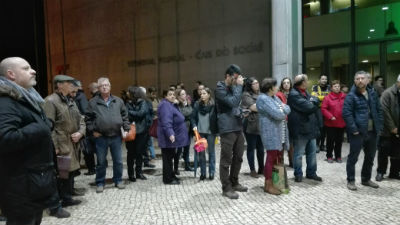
[43,74,86,207]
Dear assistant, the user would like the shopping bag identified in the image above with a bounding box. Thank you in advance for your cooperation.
[123,123,136,142]
[272,163,290,194]
[57,155,71,179]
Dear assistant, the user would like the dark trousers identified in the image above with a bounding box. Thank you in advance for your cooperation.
[317,126,327,147]
[377,136,400,176]
[264,150,280,179]
[6,211,42,225]
[346,131,377,182]
[126,133,149,178]
[244,132,264,172]
[58,171,75,202]
[219,131,245,192]
[325,127,345,159]
[161,148,176,183]
[84,136,96,172]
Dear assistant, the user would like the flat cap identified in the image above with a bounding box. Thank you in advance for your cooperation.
[53,74,75,83]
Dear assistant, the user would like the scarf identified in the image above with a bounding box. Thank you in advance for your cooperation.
[199,101,213,115]
[0,76,44,113]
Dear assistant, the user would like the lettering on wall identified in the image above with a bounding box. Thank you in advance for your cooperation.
[127,41,263,67]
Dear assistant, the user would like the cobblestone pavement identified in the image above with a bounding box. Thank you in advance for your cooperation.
[2,142,400,225]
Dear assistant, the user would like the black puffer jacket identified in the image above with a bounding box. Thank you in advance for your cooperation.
[287,87,320,140]
[0,84,56,220]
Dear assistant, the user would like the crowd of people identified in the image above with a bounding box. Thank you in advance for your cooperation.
[0,57,399,224]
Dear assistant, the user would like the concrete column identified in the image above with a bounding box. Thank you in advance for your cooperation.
[271,0,302,82]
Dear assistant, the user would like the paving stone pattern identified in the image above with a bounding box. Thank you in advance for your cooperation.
[3,142,400,225]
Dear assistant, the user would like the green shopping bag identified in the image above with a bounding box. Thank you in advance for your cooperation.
[272,163,290,194]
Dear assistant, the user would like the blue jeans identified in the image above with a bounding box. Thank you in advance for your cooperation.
[346,131,377,182]
[148,137,156,159]
[244,133,264,172]
[199,133,216,176]
[95,136,123,186]
[293,138,317,177]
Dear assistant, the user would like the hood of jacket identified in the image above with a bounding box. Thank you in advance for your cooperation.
[0,83,23,100]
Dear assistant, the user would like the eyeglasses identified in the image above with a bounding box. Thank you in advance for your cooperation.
[99,84,110,87]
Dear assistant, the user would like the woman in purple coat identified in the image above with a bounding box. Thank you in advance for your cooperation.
[157,89,189,185]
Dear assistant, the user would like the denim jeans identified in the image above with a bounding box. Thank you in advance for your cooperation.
[293,138,317,178]
[199,133,216,176]
[346,131,377,182]
[95,135,123,186]
[148,137,156,159]
[244,132,264,172]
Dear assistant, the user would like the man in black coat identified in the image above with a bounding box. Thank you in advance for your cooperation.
[0,57,62,224]
[288,74,323,183]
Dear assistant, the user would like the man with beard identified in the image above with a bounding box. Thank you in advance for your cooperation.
[343,71,383,191]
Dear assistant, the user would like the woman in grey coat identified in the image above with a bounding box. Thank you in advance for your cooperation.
[256,78,290,195]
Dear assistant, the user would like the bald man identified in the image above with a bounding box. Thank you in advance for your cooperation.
[0,57,65,224]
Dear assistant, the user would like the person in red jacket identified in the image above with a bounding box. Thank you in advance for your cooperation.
[321,80,346,163]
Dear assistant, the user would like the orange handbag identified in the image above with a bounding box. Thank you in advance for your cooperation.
[123,123,136,142]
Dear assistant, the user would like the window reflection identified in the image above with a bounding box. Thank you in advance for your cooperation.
[330,0,351,13]
[303,0,321,17]
[329,48,349,83]
[386,41,400,85]
[357,44,380,77]
[306,50,324,86]
[356,2,400,41]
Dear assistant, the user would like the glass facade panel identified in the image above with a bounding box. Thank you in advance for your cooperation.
[357,44,380,78]
[330,0,351,13]
[329,47,349,83]
[387,41,400,86]
[356,2,400,41]
[304,11,351,47]
[355,0,400,9]
[303,0,321,17]
[306,50,324,86]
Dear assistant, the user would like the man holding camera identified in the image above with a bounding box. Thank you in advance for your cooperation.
[288,74,323,183]
[215,64,248,199]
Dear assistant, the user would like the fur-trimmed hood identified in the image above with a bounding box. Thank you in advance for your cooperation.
[0,83,23,100]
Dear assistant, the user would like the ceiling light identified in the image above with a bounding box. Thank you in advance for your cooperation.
[368,36,371,39]
[310,67,315,71]
[382,6,389,10]
[362,60,369,63]
[395,50,399,53]
[370,29,375,32]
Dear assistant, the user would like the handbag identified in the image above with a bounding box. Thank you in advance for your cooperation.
[57,155,71,179]
[123,123,136,142]
[149,118,158,138]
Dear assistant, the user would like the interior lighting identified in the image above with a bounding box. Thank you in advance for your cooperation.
[395,50,399,53]
[370,29,375,32]
[362,59,369,63]
[382,6,389,10]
